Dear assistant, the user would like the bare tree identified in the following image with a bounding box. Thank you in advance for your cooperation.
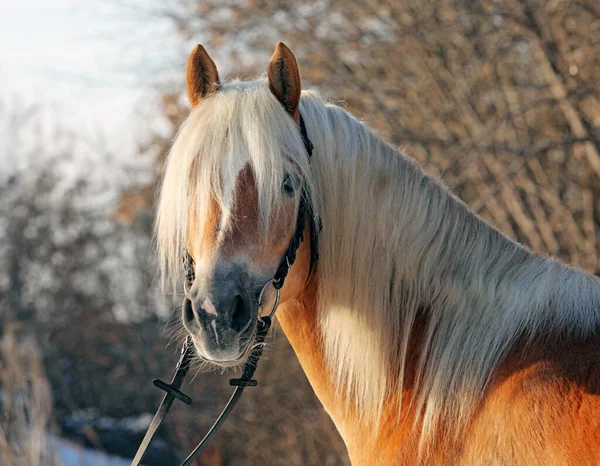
[0,325,60,466]
[133,0,600,269]
[0,100,173,463]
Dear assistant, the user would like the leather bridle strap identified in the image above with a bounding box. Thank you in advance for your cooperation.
[272,113,320,289]
[130,337,194,466]
[130,111,318,466]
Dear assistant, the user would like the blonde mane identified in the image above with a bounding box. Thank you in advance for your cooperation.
[156,79,600,444]
[156,80,315,290]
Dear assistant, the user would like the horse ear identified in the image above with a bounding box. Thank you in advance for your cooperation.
[186,44,220,107]
[268,42,301,124]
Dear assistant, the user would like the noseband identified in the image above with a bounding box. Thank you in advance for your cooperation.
[131,113,319,466]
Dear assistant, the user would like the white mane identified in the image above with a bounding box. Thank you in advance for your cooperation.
[156,79,600,443]
[156,79,314,288]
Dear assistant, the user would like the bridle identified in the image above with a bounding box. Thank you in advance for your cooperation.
[131,113,319,466]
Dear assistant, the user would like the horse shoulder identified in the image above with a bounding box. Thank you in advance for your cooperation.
[461,331,600,466]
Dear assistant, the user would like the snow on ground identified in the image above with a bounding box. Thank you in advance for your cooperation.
[51,435,133,466]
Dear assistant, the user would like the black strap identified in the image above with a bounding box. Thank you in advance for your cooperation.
[130,337,194,466]
[272,191,308,288]
[299,114,314,157]
[272,114,320,289]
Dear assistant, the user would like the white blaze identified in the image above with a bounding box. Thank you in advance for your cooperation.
[210,320,219,345]
[202,298,218,316]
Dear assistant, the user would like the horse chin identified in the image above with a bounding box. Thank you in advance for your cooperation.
[191,327,256,368]
[204,354,246,368]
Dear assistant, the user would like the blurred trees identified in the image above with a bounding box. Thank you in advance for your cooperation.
[0,326,59,466]
[0,102,163,327]
[141,0,599,271]
[0,101,175,463]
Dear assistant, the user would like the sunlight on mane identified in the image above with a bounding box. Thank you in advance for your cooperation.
[156,78,600,449]
[155,79,315,293]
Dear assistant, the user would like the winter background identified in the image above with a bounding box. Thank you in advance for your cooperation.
[1,1,599,465]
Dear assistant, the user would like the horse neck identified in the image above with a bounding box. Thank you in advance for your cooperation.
[274,274,368,452]
[277,271,435,462]
[274,265,344,409]
[307,106,600,440]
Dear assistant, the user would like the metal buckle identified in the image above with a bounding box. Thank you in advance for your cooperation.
[258,278,281,321]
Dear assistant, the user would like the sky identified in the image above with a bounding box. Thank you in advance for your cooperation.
[0,0,177,150]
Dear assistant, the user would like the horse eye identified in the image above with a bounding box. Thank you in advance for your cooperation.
[282,173,299,196]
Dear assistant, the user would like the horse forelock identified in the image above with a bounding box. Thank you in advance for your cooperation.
[155,79,315,291]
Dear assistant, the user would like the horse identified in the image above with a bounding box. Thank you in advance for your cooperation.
[155,42,600,465]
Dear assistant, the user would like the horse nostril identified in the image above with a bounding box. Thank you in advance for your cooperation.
[183,298,194,324]
[231,295,250,332]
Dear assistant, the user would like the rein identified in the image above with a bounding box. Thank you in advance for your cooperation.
[131,113,318,466]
